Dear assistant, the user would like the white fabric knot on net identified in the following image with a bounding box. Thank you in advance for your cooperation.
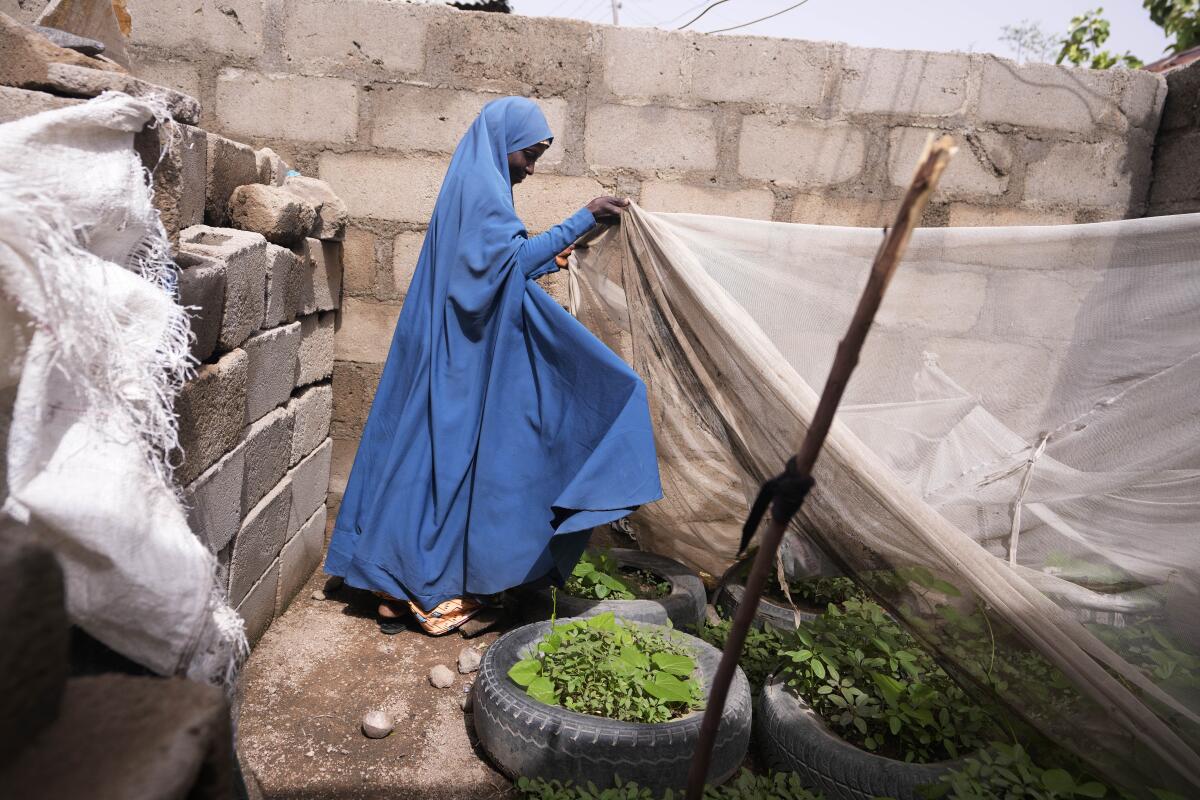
[570,205,1200,791]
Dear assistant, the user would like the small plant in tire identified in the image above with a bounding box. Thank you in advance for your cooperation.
[508,612,702,723]
[565,549,671,601]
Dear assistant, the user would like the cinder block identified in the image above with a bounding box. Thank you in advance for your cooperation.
[692,36,834,107]
[514,174,606,234]
[329,437,358,501]
[639,182,775,220]
[391,231,424,297]
[336,298,400,364]
[876,268,987,334]
[948,205,1075,227]
[342,227,377,294]
[262,243,303,328]
[739,117,866,187]
[292,238,343,314]
[215,68,359,145]
[243,322,302,425]
[236,560,280,647]
[840,48,969,116]
[1024,140,1133,210]
[125,0,264,58]
[888,128,1009,198]
[601,27,694,99]
[1158,61,1200,133]
[332,361,382,440]
[1148,130,1200,212]
[183,441,245,553]
[283,176,349,241]
[586,104,717,172]
[256,147,288,187]
[204,134,260,227]
[231,479,292,605]
[279,504,327,614]
[287,439,332,533]
[317,153,445,223]
[136,122,206,243]
[175,252,225,363]
[240,404,295,515]
[295,312,336,388]
[289,384,333,466]
[174,348,247,486]
[976,56,1125,133]
[1119,70,1167,132]
[790,194,896,227]
[129,60,202,104]
[282,0,429,74]
[0,85,80,124]
[229,184,316,247]
[179,225,268,351]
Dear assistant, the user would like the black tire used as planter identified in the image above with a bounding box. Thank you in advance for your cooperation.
[520,548,706,631]
[713,581,824,632]
[473,618,752,793]
[756,674,960,800]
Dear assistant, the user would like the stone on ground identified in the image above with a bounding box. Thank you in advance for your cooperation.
[456,647,481,675]
[429,664,455,689]
[230,184,317,247]
[360,710,393,739]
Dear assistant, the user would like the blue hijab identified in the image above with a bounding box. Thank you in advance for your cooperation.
[325,97,662,609]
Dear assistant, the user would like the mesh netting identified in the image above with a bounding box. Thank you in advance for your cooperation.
[569,206,1200,792]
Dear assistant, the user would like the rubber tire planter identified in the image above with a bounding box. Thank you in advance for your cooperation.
[713,581,823,632]
[521,548,706,631]
[473,619,753,793]
[756,674,960,800]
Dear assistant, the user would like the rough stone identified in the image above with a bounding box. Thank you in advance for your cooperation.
[0,12,123,88]
[230,479,292,605]
[229,184,317,247]
[429,664,454,689]
[125,0,264,58]
[30,26,106,59]
[292,238,343,314]
[342,226,377,294]
[318,153,444,223]
[256,147,288,187]
[360,709,393,740]
[279,504,326,614]
[639,182,775,220]
[289,384,333,466]
[283,175,349,241]
[296,311,336,388]
[240,404,295,515]
[311,589,326,601]
[204,134,260,227]
[262,243,303,328]
[282,0,429,74]
[215,68,359,145]
[739,118,867,187]
[391,231,423,297]
[336,298,401,364]
[0,84,80,124]
[332,361,382,440]
[243,322,303,425]
[34,62,200,124]
[976,56,1125,133]
[513,174,606,233]
[183,441,245,553]
[237,560,280,647]
[175,252,224,363]
[287,439,331,535]
[586,104,717,172]
[1024,140,1133,210]
[889,128,1009,198]
[456,647,481,675]
[179,225,268,351]
[840,48,969,116]
[135,122,206,243]
[174,348,247,485]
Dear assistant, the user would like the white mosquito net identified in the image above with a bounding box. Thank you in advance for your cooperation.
[568,206,1200,793]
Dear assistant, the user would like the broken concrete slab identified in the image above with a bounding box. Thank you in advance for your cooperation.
[36,0,132,67]
[205,133,259,227]
[174,251,224,363]
[240,403,295,516]
[0,84,81,123]
[284,174,348,241]
[230,478,292,605]
[29,25,105,57]
[179,225,267,352]
[242,321,302,425]
[135,121,206,243]
[229,183,316,247]
[0,12,123,93]
[42,62,199,123]
[174,347,248,486]
[262,243,303,328]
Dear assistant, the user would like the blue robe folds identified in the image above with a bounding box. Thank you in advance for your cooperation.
[325,97,663,610]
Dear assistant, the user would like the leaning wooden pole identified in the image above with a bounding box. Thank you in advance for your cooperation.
[684,135,957,799]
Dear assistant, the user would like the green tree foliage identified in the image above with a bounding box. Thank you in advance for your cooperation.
[1056,8,1144,69]
[1144,0,1200,53]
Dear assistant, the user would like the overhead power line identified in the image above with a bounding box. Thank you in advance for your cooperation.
[677,0,734,30]
[704,0,812,34]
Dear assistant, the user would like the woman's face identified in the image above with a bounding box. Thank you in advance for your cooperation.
[508,143,549,186]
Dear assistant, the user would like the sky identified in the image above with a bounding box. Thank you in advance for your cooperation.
[510,0,1174,64]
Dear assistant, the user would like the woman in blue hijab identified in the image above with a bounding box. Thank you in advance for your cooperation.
[325,97,663,635]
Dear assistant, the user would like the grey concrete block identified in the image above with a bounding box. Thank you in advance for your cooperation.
[1159,61,1200,133]
[840,48,969,116]
[215,68,359,145]
[739,117,867,187]
[284,175,348,241]
[288,438,331,533]
[183,441,245,554]
[135,122,206,244]
[0,85,81,124]
[263,243,303,328]
[586,104,717,172]
[243,322,302,425]
[229,184,316,247]
[175,253,224,363]
[293,238,343,315]
[1148,130,1200,213]
[295,311,335,389]
[279,504,326,615]
[976,56,1125,134]
[331,361,381,440]
[1024,140,1133,211]
[205,133,260,227]
[240,404,295,516]
[289,383,332,467]
[174,348,247,486]
[179,225,268,352]
[230,479,291,606]
[237,560,280,647]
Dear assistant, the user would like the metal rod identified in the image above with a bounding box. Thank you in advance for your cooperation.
[683,134,957,799]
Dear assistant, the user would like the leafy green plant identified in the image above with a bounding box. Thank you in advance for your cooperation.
[565,550,669,601]
[789,575,866,608]
[921,742,1109,799]
[699,619,787,691]
[1144,0,1200,54]
[779,598,999,762]
[508,613,703,723]
[1056,8,1143,69]
[1088,623,1200,689]
[515,769,827,800]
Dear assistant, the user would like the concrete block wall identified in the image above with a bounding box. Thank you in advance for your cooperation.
[115,1,1170,513]
[1147,60,1200,215]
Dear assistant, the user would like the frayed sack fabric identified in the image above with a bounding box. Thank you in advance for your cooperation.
[0,93,246,684]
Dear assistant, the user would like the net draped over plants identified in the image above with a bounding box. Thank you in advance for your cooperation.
[568,206,1200,793]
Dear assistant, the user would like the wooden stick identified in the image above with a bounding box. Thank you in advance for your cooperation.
[684,134,957,799]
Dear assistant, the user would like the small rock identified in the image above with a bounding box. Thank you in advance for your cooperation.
[311,589,326,601]
[457,646,482,674]
[429,664,455,689]
[361,710,393,739]
[228,183,316,246]
[460,692,473,712]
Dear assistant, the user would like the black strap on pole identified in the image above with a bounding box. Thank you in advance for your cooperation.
[738,456,815,555]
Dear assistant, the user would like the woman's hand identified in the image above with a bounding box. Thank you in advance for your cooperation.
[587,196,630,224]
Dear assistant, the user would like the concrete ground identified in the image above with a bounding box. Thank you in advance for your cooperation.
[236,567,516,800]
